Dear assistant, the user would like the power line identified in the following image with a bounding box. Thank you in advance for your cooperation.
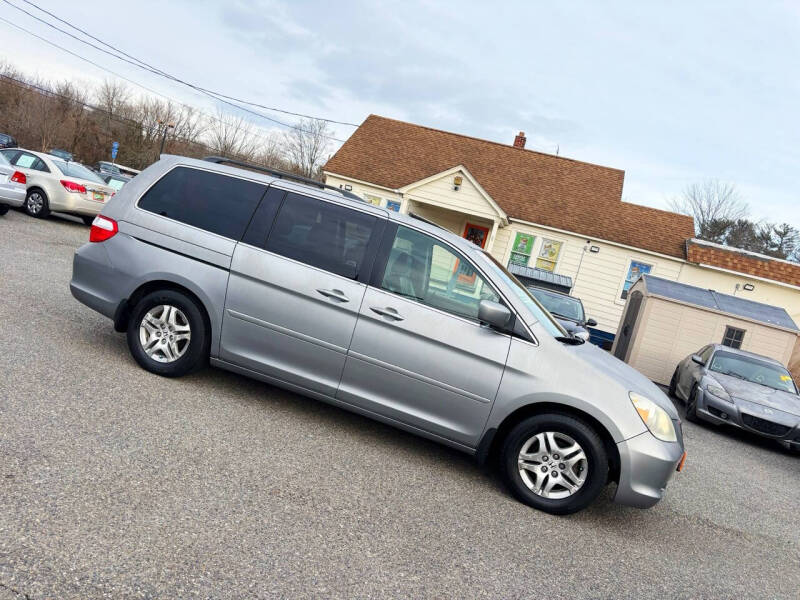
[0,14,320,150]
[3,0,357,136]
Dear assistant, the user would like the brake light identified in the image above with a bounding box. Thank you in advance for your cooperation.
[10,171,26,184]
[89,215,118,242]
[61,180,86,194]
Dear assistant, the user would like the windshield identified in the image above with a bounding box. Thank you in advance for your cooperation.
[529,288,584,321]
[478,251,567,337]
[51,159,105,184]
[709,351,798,393]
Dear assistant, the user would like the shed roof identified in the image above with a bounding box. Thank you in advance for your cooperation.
[641,275,799,332]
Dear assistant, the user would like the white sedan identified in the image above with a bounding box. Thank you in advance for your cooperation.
[0,151,26,215]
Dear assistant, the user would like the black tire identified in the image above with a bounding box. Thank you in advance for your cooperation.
[685,385,700,423]
[668,368,679,397]
[81,215,95,226]
[0,204,8,215]
[126,289,208,377]
[24,188,50,218]
[500,413,608,515]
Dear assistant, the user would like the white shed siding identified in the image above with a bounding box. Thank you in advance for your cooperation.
[626,295,798,385]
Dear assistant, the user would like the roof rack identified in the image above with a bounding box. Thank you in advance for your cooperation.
[202,156,363,202]
[408,212,446,230]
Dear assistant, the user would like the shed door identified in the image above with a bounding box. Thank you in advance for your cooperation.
[614,291,643,362]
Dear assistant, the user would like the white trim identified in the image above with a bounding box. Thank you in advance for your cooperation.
[322,171,399,194]
[509,217,686,263]
[399,165,508,224]
[694,262,800,292]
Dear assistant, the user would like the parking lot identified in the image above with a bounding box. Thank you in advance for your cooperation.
[0,210,798,599]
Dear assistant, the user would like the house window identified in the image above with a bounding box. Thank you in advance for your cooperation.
[508,232,535,267]
[386,200,401,212]
[535,239,563,272]
[621,260,652,299]
[364,193,383,207]
[463,222,490,248]
[722,326,746,349]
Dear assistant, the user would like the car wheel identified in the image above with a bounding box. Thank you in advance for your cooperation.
[668,368,679,397]
[126,289,208,377]
[81,215,95,226]
[685,385,700,423]
[500,413,608,515]
[0,204,8,215]
[24,189,50,218]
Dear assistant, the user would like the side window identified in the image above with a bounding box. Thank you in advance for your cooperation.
[14,152,38,169]
[240,186,286,248]
[138,167,267,240]
[380,225,500,321]
[1,149,20,163]
[33,158,50,172]
[265,192,377,279]
[722,326,745,349]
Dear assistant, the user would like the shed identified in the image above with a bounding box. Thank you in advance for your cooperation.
[611,275,800,385]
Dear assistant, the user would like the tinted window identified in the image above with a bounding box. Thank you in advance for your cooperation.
[241,186,285,248]
[138,167,267,240]
[0,149,19,162]
[379,225,500,321]
[266,193,377,279]
[528,288,584,321]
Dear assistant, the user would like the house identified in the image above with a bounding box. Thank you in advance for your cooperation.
[323,115,800,351]
[611,275,799,385]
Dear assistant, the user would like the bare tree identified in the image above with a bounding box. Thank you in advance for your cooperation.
[207,109,259,160]
[668,180,749,241]
[283,118,332,179]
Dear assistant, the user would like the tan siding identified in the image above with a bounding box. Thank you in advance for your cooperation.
[406,174,498,220]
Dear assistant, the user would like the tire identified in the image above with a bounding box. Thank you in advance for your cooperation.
[668,368,679,397]
[81,215,95,226]
[126,289,208,377]
[0,204,8,215]
[500,413,608,515]
[24,189,50,218]
[685,385,700,423]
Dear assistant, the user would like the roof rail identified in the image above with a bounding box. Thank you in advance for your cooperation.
[202,156,363,202]
[408,212,446,230]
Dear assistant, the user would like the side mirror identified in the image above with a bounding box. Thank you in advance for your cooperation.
[479,299,512,330]
[586,318,598,327]
[691,354,705,366]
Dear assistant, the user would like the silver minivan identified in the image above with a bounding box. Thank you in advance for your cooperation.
[70,155,685,514]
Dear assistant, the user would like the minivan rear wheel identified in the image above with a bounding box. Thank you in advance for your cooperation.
[127,289,208,377]
[500,413,608,515]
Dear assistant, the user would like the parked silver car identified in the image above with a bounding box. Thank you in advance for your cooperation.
[0,148,116,224]
[0,151,26,214]
[70,155,685,514]
[670,344,800,451]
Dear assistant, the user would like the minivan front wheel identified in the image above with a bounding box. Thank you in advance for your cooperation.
[127,290,208,377]
[501,413,608,515]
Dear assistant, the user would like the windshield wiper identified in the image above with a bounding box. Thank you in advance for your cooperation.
[720,370,747,381]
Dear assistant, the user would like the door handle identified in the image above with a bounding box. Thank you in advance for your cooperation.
[316,288,349,303]
[370,306,404,321]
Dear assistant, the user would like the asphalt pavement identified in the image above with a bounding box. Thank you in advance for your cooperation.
[1,209,798,599]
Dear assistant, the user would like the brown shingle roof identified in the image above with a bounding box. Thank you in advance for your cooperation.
[324,115,695,258]
[687,240,800,288]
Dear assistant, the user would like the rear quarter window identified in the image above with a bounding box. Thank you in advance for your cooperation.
[137,166,268,240]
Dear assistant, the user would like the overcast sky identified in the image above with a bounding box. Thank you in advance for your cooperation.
[2,0,798,223]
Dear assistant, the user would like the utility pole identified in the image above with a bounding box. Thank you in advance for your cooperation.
[157,120,175,161]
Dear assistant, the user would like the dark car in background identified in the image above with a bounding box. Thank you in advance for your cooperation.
[670,344,800,451]
[94,161,121,176]
[0,133,18,149]
[49,148,74,162]
[527,286,596,341]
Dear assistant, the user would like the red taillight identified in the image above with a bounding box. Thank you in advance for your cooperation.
[89,215,118,242]
[60,179,86,194]
[10,171,26,184]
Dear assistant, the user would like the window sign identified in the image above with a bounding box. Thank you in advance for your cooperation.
[621,260,652,299]
[364,193,383,207]
[386,200,401,212]
[535,239,563,272]
[463,223,490,249]
[509,232,535,267]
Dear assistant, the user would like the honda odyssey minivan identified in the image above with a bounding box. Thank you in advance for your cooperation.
[70,155,685,515]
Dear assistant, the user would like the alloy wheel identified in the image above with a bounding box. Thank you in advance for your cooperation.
[138,304,191,363]
[26,192,44,214]
[517,431,588,499]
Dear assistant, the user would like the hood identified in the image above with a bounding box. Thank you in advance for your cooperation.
[709,373,800,418]
[568,341,680,420]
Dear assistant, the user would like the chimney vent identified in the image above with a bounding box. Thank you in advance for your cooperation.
[513,131,526,149]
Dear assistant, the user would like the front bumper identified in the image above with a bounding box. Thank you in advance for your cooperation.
[614,427,684,508]
[695,388,800,445]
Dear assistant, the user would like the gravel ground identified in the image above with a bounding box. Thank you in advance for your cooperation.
[1,209,799,599]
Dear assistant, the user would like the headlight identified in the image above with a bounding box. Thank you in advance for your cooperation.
[629,392,677,442]
[705,384,732,402]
